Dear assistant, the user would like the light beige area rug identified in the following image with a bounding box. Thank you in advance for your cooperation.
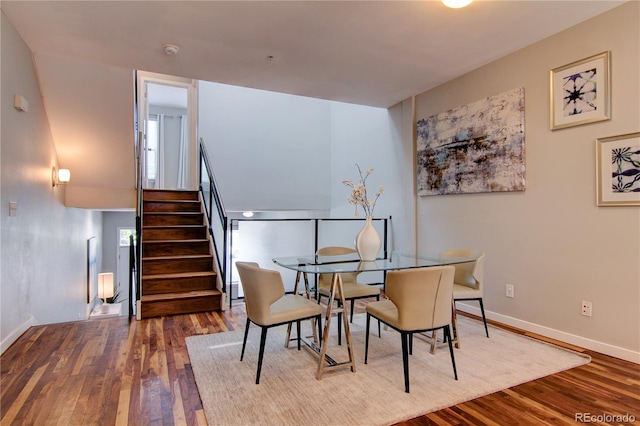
[186,314,590,426]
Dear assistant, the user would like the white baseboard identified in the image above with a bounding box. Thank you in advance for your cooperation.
[1,316,38,355]
[456,303,640,364]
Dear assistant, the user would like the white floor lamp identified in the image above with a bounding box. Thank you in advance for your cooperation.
[98,272,114,313]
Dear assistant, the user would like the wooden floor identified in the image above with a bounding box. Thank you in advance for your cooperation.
[1,303,639,426]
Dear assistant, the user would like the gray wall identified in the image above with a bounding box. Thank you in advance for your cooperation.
[412,3,639,362]
[101,211,136,281]
[1,12,103,352]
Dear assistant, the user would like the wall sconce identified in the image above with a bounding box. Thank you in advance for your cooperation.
[52,166,71,187]
[98,272,114,313]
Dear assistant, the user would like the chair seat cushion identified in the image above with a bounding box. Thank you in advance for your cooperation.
[266,295,322,326]
[453,283,481,300]
[319,282,381,299]
[366,299,400,328]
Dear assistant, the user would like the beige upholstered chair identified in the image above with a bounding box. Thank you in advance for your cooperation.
[364,266,458,393]
[441,249,488,338]
[236,262,323,384]
[316,246,381,344]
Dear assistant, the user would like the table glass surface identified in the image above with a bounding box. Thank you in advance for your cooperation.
[272,251,472,274]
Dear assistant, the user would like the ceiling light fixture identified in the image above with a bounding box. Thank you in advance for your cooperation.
[442,0,473,8]
[164,44,179,55]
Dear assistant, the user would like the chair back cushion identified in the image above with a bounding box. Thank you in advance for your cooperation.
[440,249,484,291]
[236,262,285,325]
[317,247,359,287]
[385,266,455,330]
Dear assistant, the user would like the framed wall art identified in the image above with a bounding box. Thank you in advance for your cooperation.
[550,51,610,130]
[416,87,525,196]
[596,132,640,206]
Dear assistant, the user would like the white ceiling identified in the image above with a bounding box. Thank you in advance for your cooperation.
[0,0,626,200]
[2,0,625,108]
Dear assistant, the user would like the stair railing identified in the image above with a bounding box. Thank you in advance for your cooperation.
[134,130,144,315]
[128,234,136,320]
[198,139,229,295]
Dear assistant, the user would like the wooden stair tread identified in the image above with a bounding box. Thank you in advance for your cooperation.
[140,189,221,316]
[143,225,205,229]
[144,211,202,215]
[144,199,199,203]
[142,290,221,302]
[142,271,216,280]
[143,239,208,244]
[142,254,212,260]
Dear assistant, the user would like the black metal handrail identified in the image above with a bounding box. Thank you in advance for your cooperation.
[134,130,143,317]
[198,139,228,293]
[129,234,136,320]
[227,216,390,308]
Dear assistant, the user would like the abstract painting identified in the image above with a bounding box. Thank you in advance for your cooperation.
[417,87,525,196]
[596,132,640,206]
[550,51,610,130]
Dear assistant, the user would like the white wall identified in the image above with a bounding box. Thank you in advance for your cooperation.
[197,81,413,255]
[412,3,639,362]
[1,12,103,353]
[329,101,414,253]
[198,82,332,211]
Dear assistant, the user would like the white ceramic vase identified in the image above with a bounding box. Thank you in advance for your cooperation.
[355,216,381,261]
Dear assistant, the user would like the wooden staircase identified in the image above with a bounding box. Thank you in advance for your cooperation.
[140,189,221,318]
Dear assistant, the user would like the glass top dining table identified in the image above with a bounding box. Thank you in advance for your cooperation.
[272,251,474,380]
[272,251,473,274]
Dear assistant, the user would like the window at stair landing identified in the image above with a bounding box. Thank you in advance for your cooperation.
[146,115,159,188]
[119,228,137,247]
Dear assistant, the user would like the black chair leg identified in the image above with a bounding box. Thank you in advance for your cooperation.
[317,314,323,342]
[350,299,355,323]
[445,325,458,380]
[376,295,381,338]
[240,318,251,361]
[296,320,301,350]
[255,327,268,384]
[364,313,371,364]
[409,333,413,355]
[401,332,410,393]
[478,298,489,337]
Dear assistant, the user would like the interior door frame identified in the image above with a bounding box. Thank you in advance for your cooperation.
[136,71,199,190]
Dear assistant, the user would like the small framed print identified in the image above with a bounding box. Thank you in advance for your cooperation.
[550,51,610,130]
[596,132,640,207]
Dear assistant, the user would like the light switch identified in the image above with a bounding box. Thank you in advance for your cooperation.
[9,201,18,217]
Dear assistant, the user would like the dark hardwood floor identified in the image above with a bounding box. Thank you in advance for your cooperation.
[1,303,638,425]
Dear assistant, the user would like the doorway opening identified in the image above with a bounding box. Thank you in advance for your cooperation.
[117,227,137,315]
[137,71,198,190]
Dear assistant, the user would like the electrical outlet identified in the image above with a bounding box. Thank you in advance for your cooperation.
[581,301,592,317]
[505,284,514,298]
